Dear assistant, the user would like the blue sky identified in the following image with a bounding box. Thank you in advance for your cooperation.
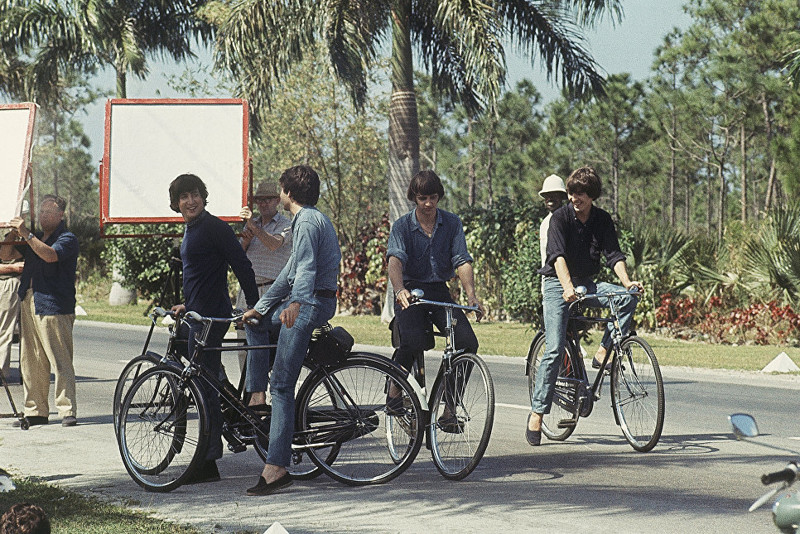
[82,0,692,164]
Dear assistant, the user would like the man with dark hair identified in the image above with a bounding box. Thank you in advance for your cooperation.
[0,502,50,534]
[0,195,79,427]
[387,169,485,431]
[527,166,641,446]
[243,165,340,496]
[168,173,259,483]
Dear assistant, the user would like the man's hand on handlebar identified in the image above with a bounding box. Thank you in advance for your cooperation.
[170,304,186,316]
[467,295,486,322]
[562,285,578,303]
[624,280,644,293]
[395,288,412,310]
[242,308,263,326]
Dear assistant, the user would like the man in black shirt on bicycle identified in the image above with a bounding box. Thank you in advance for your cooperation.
[527,166,642,446]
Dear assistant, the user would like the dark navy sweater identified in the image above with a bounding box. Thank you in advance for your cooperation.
[181,210,258,316]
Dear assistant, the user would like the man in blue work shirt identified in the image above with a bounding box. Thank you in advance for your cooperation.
[243,165,341,496]
[169,173,259,483]
[387,170,485,431]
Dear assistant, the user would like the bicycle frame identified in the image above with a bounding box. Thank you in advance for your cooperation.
[527,287,642,415]
[405,289,480,402]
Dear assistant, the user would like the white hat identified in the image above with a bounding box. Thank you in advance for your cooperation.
[538,174,567,198]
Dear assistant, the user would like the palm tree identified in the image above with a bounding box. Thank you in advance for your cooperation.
[0,0,212,100]
[216,0,622,222]
[0,0,212,305]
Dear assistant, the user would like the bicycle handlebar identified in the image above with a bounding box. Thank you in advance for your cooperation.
[408,288,480,313]
[761,462,798,485]
[574,285,643,301]
[152,306,258,326]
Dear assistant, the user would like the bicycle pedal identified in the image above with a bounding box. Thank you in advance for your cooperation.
[557,418,578,429]
[227,442,247,453]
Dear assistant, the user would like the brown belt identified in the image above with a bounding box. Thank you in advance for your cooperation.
[314,289,337,298]
[257,280,275,288]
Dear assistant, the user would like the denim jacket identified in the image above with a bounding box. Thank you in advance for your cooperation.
[255,206,341,314]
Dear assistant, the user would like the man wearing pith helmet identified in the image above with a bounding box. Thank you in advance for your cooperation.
[538,174,568,268]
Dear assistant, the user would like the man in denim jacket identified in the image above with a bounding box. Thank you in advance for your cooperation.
[243,165,340,496]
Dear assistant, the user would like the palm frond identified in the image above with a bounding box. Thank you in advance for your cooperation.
[496,0,614,97]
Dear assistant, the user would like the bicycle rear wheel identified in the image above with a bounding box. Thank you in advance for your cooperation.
[298,356,423,486]
[429,353,494,480]
[611,336,665,452]
[117,366,207,492]
[527,336,578,441]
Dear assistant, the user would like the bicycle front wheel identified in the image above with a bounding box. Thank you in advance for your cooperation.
[611,336,665,452]
[113,353,164,434]
[117,366,208,492]
[527,336,578,441]
[429,353,495,480]
[298,357,423,486]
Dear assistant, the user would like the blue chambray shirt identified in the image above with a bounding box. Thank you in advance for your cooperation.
[16,221,79,315]
[387,208,473,283]
[254,206,341,314]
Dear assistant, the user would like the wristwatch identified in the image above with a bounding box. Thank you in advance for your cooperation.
[25,232,34,241]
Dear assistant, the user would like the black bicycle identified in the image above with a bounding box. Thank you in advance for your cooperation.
[526,286,665,452]
[114,308,424,492]
[388,288,495,480]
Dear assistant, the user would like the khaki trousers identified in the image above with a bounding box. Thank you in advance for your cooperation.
[0,277,21,377]
[19,289,77,418]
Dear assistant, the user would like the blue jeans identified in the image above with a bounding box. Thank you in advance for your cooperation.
[531,276,638,414]
[245,297,337,467]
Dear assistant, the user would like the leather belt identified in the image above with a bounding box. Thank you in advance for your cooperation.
[314,289,337,298]
[257,280,276,287]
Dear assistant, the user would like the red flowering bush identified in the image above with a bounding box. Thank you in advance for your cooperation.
[656,294,800,345]
[656,293,700,326]
[698,301,800,346]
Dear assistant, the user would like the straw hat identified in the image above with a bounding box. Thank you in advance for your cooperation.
[538,174,567,198]
[253,182,280,199]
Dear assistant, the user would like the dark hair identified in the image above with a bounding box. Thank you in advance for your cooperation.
[168,174,208,213]
[0,503,51,534]
[566,166,602,200]
[406,170,445,202]
[279,165,320,206]
[40,194,66,212]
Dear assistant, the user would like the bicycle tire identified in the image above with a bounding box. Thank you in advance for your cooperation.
[117,366,208,492]
[611,336,665,452]
[298,355,423,486]
[253,362,334,480]
[428,353,494,480]
[527,336,579,441]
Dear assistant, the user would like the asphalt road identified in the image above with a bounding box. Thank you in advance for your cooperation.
[2,320,799,534]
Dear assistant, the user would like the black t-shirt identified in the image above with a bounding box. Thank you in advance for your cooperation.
[538,203,626,279]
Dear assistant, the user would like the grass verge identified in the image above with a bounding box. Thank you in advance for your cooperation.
[0,477,201,533]
[77,301,800,372]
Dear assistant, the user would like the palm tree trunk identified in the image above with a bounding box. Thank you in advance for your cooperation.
[383,0,419,322]
[388,0,418,224]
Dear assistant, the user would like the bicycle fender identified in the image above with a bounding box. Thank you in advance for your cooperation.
[144,351,181,370]
[525,332,545,375]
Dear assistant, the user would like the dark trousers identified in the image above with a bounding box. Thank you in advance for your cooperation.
[392,281,479,374]
[188,321,229,461]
